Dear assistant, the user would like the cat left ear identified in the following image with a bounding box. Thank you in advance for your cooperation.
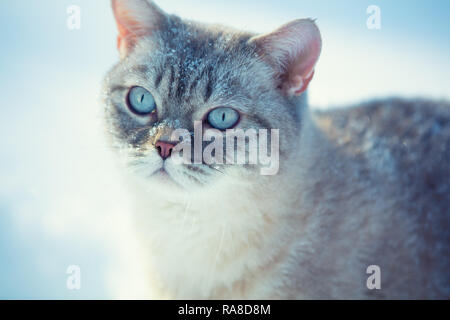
[111,0,167,59]
[250,19,322,97]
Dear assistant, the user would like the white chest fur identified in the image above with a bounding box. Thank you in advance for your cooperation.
[127,172,298,299]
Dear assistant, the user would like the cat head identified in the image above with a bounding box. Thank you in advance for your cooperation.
[103,0,321,191]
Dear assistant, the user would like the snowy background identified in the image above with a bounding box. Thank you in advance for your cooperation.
[0,0,449,299]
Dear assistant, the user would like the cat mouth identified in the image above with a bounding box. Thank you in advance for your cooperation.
[153,168,171,180]
[151,167,181,187]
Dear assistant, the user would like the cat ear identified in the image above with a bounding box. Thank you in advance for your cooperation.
[250,19,322,97]
[111,0,167,59]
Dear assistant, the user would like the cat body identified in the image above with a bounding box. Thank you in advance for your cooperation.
[103,0,449,299]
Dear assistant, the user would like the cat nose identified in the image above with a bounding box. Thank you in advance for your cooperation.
[155,140,176,160]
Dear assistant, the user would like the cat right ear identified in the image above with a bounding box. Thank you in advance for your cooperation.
[111,0,166,59]
[250,19,322,97]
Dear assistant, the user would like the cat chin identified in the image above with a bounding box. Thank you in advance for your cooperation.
[145,165,215,193]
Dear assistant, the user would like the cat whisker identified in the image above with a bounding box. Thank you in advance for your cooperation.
[206,223,227,292]
[206,165,224,174]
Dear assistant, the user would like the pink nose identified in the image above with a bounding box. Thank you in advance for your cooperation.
[155,141,176,160]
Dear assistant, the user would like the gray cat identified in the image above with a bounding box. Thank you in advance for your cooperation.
[103,0,449,299]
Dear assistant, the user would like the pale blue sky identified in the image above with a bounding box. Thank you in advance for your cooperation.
[0,0,449,299]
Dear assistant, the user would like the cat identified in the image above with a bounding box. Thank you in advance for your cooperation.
[102,0,450,299]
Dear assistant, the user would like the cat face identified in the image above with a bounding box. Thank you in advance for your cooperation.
[103,0,321,190]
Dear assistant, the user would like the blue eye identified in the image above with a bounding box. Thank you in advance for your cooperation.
[127,86,156,115]
[207,107,240,130]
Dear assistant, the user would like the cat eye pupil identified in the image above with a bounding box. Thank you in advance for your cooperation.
[127,86,156,115]
[207,107,239,130]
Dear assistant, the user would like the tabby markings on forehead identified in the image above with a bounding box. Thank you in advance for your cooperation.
[133,65,149,75]
[154,69,164,88]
